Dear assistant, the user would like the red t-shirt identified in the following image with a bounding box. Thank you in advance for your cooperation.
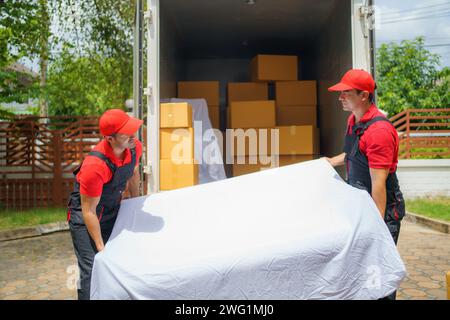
[347,104,399,173]
[76,139,143,197]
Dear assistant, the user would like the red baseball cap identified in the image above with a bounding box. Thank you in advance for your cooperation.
[99,109,143,136]
[328,69,376,93]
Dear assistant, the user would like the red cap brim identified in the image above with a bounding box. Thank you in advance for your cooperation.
[328,82,355,92]
[117,117,144,135]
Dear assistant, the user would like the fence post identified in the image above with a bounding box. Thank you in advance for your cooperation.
[52,130,63,207]
[405,110,411,159]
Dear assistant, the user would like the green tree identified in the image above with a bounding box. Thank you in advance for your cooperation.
[45,45,132,116]
[1,0,135,117]
[376,37,450,117]
[46,0,134,115]
[0,0,41,109]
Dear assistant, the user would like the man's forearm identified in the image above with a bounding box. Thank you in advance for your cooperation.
[372,184,387,219]
[83,211,104,251]
[325,152,346,167]
[128,173,140,198]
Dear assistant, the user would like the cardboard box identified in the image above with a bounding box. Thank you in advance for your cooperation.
[160,159,199,191]
[227,82,268,103]
[208,105,220,129]
[276,125,319,155]
[232,155,316,177]
[160,127,194,159]
[276,81,317,106]
[251,55,298,81]
[177,81,220,106]
[229,100,276,129]
[276,105,317,126]
[160,103,193,128]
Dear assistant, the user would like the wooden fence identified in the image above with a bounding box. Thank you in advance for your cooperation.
[389,108,450,159]
[0,116,101,210]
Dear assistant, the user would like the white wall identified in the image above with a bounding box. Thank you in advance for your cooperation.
[397,159,450,199]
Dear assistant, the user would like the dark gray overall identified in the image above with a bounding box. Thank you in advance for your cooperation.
[344,116,405,300]
[67,149,136,300]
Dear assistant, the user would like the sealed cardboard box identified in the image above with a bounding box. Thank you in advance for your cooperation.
[229,100,276,129]
[208,105,220,129]
[227,82,268,103]
[276,125,319,155]
[251,55,298,81]
[160,103,193,128]
[276,81,317,106]
[178,81,220,106]
[232,155,316,177]
[160,159,198,191]
[276,105,317,126]
[160,127,194,159]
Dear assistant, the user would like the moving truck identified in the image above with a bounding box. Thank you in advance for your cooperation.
[139,0,376,193]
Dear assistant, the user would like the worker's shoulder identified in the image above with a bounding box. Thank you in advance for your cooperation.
[363,120,398,145]
[79,155,111,177]
[366,116,395,132]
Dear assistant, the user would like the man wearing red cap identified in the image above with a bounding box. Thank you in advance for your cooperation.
[325,69,405,300]
[67,109,143,300]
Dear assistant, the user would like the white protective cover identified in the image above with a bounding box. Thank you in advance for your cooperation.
[169,98,226,184]
[90,159,406,300]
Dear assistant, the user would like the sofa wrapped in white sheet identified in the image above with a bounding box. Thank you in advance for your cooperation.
[90,159,406,300]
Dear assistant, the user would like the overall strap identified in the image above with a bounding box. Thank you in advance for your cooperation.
[352,116,392,137]
[88,151,117,173]
[349,116,392,157]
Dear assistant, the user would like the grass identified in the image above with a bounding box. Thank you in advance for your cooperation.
[406,197,450,222]
[0,207,67,230]
[0,197,449,230]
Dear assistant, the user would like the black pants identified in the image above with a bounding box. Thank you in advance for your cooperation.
[69,217,116,300]
[380,216,402,300]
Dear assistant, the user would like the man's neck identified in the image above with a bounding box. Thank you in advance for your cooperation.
[353,103,372,123]
[107,141,126,160]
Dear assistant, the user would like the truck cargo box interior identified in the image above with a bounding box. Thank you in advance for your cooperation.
[160,0,356,175]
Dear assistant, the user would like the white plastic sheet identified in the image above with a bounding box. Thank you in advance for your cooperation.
[169,98,226,184]
[90,159,406,300]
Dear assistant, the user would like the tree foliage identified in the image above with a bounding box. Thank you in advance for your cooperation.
[376,37,450,117]
[0,1,41,106]
[1,0,135,116]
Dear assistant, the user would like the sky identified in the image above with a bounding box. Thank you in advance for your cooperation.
[375,0,450,68]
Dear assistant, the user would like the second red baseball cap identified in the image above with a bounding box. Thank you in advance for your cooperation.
[99,109,143,136]
[328,69,376,93]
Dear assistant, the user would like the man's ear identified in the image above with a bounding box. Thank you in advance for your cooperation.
[105,136,114,143]
[361,91,370,102]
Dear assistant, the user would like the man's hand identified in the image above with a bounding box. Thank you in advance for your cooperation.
[370,167,390,219]
[322,153,346,167]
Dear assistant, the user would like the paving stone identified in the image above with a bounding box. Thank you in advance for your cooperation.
[399,281,418,289]
[29,292,51,300]
[430,275,446,282]
[0,286,16,294]
[425,289,447,300]
[417,282,441,289]
[402,289,428,297]
[3,293,28,300]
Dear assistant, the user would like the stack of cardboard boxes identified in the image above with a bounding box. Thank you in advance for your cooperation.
[228,54,320,176]
[160,102,198,190]
[177,81,220,129]
[168,55,319,180]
